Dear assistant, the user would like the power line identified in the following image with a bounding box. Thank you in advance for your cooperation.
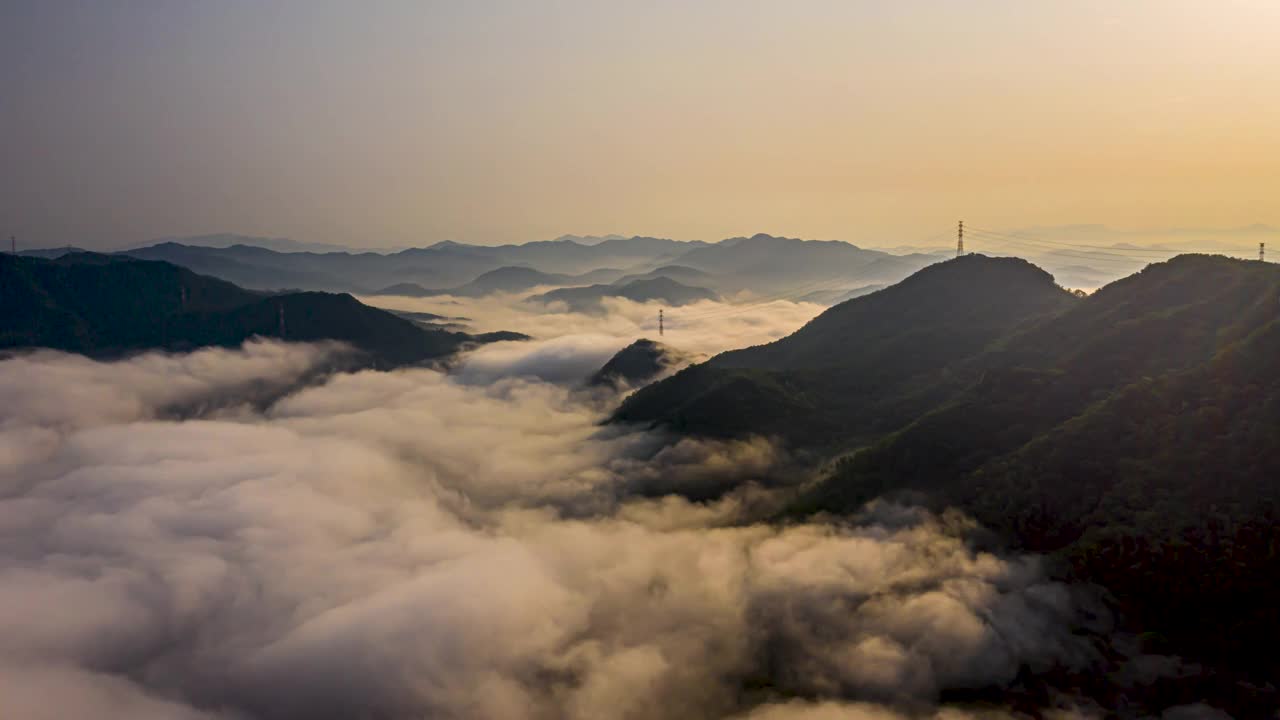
[966,225,1199,257]
[962,229,1166,266]
[657,222,1256,334]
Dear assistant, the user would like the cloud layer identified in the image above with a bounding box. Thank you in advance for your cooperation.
[0,335,1105,720]
[364,292,827,383]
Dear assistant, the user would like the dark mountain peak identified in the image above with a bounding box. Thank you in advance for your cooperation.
[616,277,718,303]
[145,241,195,251]
[720,233,792,247]
[17,246,90,258]
[899,252,1058,287]
[752,257,1063,362]
[375,282,432,296]
[724,233,849,249]
[589,338,693,389]
[613,255,1077,441]
[461,266,571,294]
[1,254,518,367]
[52,250,139,266]
[998,252,1280,380]
[552,234,627,245]
[1036,253,1276,333]
[593,236,692,254]
[1099,252,1268,294]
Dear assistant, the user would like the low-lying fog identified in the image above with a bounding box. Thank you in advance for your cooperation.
[0,294,1177,719]
[361,291,828,378]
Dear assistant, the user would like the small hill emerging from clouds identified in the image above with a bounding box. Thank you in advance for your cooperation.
[588,339,695,389]
[0,253,523,367]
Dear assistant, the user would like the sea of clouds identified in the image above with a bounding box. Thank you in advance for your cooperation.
[0,296,1120,720]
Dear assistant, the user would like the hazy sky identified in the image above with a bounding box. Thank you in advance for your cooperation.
[3,1,1278,249]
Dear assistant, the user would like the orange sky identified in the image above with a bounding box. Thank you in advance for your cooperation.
[3,1,1278,248]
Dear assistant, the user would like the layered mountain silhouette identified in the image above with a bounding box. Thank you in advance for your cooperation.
[374,266,625,297]
[101,233,950,300]
[613,252,1280,699]
[670,233,942,294]
[0,253,525,367]
[610,264,713,287]
[528,276,719,312]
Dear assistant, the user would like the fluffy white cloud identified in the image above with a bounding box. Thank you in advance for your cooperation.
[0,340,1099,720]
[362,292,825,384]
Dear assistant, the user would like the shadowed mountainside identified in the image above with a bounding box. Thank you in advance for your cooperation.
[613,253,1280,707]
[614,255,1076,447]
[0,253,525,367]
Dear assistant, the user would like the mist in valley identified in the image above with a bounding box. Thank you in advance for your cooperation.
[1,293,1115,720]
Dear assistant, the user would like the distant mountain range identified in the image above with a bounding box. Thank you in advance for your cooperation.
[137,233,365,254]
[612,252,1280,705]
[0,253,525,367]
[20,233,957,304]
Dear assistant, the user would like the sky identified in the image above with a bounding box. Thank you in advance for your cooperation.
[2,0,1278,250]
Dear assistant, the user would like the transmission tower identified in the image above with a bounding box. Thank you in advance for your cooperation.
[659,308,664,337]
[1261,242,1266,263]
[957,221,964,257]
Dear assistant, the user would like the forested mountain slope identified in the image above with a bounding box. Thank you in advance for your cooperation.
[613,254,1280,698]
[614,255,1078,446]
[0,253,522,367]
[775,255,1280,691]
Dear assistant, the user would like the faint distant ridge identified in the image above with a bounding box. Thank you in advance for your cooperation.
[552,234,628,245]
[374,265,626,297]
[1014,222,1278,237]
[136,233,373,254]
[117,231,945,297]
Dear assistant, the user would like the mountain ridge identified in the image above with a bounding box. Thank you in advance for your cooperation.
[0,253,524,367]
